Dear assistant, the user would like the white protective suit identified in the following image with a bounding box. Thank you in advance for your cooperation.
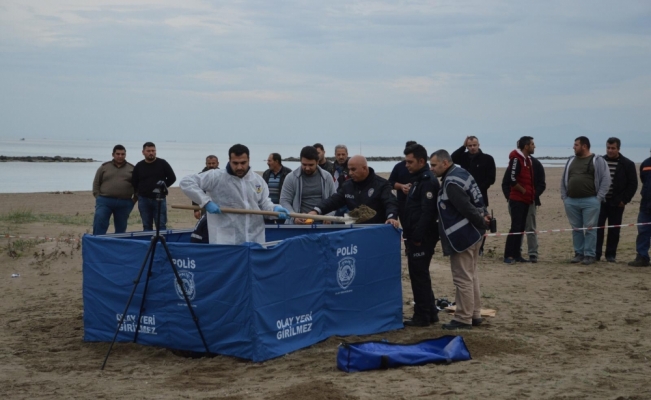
[180,168,276,245]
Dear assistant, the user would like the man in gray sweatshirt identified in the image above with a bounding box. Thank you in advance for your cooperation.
[560,136,611,265]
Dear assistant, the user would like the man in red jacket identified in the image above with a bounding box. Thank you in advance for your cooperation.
[504,136,536,264]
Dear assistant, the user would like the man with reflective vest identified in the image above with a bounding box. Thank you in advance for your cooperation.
[430,149,491,330]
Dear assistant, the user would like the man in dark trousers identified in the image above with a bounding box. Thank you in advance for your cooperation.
[597,137,638,262]
[400,144,440,327]
[132,142,176,231]
[308,155,399,227]
[502,152,546,262]
[263,153,293,224]
[452,136,495,255]
[388,140,417,226]
[430,149,491,330]
[628,151,651,267]
[503,136,536,264]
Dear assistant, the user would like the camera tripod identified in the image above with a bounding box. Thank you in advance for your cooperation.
[101,182,210,369]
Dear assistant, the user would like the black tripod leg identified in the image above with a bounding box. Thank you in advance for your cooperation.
[159,237,211,354]
[133,236,159,343]
[100,235,157,370]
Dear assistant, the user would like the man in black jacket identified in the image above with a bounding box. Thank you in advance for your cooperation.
[308,155,399,227]
[597,137,638,262]
[501,154,546,262]
[388,140,418,226]
[401,144,440,327]
[451,136,496,206]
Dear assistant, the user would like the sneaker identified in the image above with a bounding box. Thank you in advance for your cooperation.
[515,256,531,263]
[404,315,430,327]
[471,318,483,327]
[628,255,651,267]
[606,256,616,263]
[503,257,516,264]
[582,256,596,265]
[570,253,584,263]
[529,255,538,263]
[442,320,472,330]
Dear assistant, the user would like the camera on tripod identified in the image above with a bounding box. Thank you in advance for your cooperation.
[152,180,169,196]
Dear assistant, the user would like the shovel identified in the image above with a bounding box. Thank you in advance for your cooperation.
[170,204,374,224]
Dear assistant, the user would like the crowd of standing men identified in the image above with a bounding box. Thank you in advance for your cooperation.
[92,137,651,329]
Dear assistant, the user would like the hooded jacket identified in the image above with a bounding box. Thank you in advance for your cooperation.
[507,149,535,204]
[280,165,336,223]
[560,154,611,202]
[180,164,275,245]
[502,156,546,206]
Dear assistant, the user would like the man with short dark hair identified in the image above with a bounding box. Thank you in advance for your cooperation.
[628,151,651,267]
[263,153,293,224]
[192,155,220,220]
[430,149,490,330]
[280,146,336,224]
[92,144,137,235]
[503,136,536,264]
[388,140,418,226]
[313,143,335,175]
[561,136,611,265]
[596,137,638,262]
[180,144,289,245]
[308,155,399,226]
[333,144,350,190]
[400,144,440,327]
[132,142,176,231]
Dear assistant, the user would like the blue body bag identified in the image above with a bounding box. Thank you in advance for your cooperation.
[337,336,472,373]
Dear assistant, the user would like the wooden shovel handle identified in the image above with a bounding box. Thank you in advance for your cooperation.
[171,204,351,223]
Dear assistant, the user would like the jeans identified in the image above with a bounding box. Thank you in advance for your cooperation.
[596,202,625,259]
[636,208,651,260]
[564,196,601,257]
[504,200,530,259]
[138,197,167,231]
[93,196,134,235]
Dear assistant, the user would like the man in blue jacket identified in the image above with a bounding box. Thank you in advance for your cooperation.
[629,152,651,267]
[430,149,491,330]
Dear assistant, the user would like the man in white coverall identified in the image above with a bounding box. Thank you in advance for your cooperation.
[180,144,290,245]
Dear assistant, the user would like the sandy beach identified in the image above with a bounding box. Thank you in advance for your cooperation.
[1,167,650,399]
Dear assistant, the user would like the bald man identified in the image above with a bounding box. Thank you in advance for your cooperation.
[309,155,399,226]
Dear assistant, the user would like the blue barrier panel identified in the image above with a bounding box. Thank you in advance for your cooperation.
[83,224,402,361]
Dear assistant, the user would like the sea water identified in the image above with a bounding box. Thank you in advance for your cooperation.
[0,138,647,193]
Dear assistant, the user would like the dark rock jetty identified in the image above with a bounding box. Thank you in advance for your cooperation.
[0,156,96,162]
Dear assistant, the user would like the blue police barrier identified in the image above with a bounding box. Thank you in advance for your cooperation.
[83,224,403,361]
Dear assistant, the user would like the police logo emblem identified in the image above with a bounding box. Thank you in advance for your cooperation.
[367,188,374,197]
[255,184,262,194]
[337,257,356,290]
[426,192,433,199]
[175,271,196,301]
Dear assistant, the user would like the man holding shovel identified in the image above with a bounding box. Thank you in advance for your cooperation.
[180,144,290,245]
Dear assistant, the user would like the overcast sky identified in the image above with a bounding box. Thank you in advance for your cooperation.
[1,0,650,148]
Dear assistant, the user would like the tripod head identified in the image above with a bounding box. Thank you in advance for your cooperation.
[152,180,169,196]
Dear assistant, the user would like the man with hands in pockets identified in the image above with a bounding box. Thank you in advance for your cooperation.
[180,144,290,245]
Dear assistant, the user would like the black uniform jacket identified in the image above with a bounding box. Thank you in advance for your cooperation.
[451,146,496,206]
[314,168,398,224]
[402,166,440,244]
[604,153,638,206]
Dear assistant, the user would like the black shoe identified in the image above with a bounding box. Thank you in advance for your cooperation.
[606,256,616,263]
[404,315,430,327]
[515,256,531,263]
[430,311,439,324]
[472,318,483,327]
[628,255,651,267]
[503,257,516,264]
[570,253,584,263]
[582,256,596,265]
[529,255,538,263]
[442,320,472,330]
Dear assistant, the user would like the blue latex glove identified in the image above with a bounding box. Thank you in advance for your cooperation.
[204,201,221,214]
[273,205,290,220]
